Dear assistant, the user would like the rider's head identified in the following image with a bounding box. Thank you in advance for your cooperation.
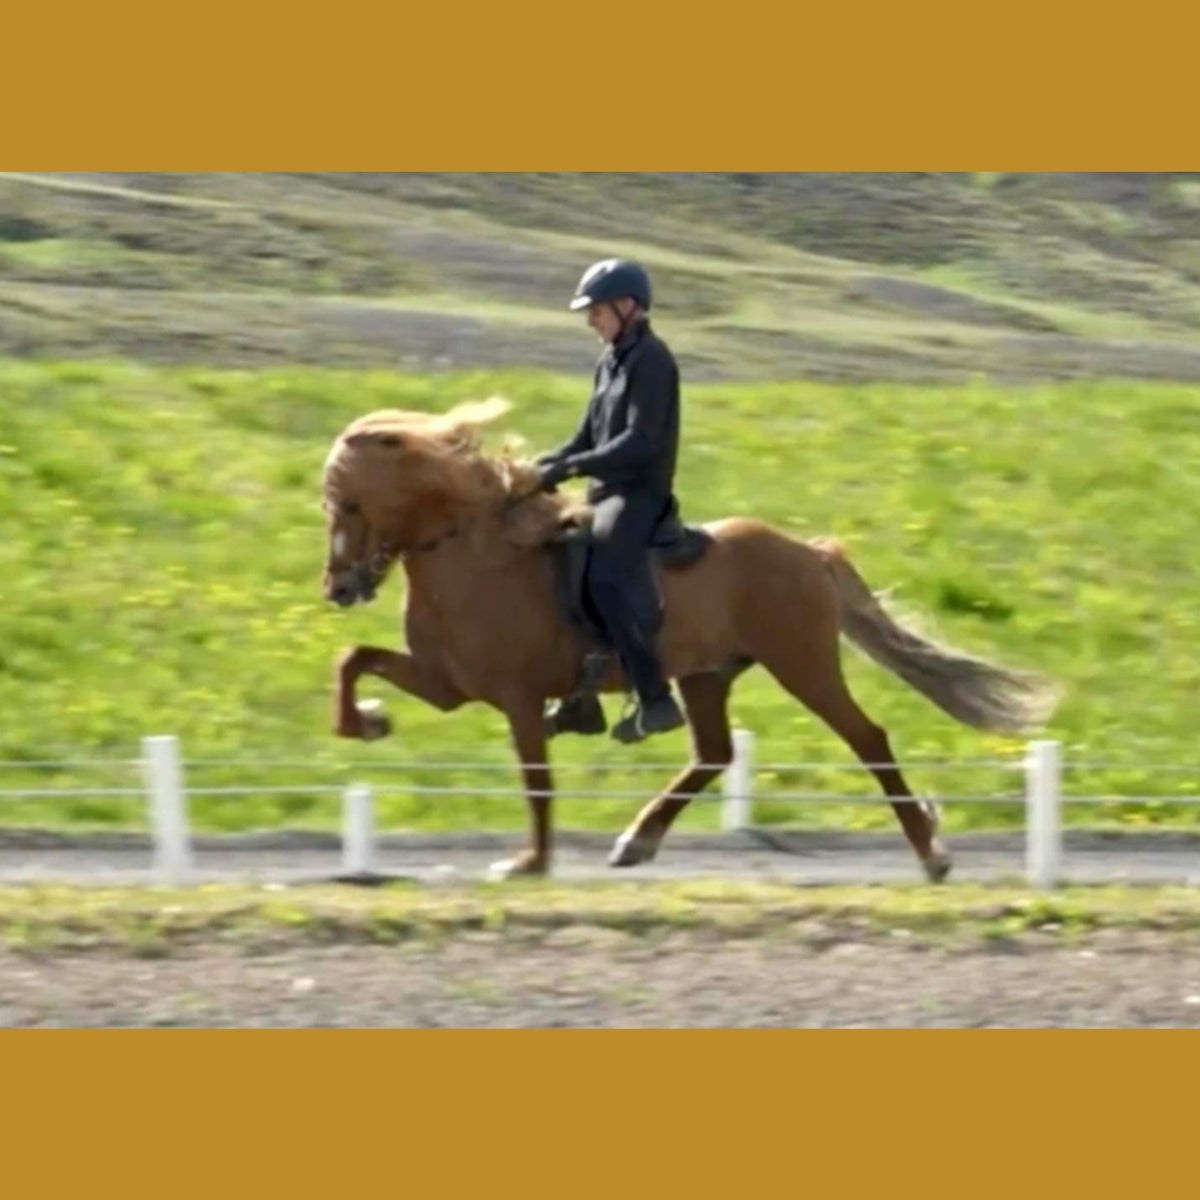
[569,259,652,344]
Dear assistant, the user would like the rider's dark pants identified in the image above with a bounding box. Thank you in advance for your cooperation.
[584,490,673,704]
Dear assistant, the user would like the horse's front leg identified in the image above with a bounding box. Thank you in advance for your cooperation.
[335,646,464,739]
[488,697,554,879]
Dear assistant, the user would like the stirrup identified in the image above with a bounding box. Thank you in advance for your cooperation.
[611,692,684,745]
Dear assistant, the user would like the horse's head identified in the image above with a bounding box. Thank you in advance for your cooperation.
[321,428,403,606]
[321,398,512,606]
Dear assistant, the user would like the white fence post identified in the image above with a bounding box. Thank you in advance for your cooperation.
[1025,739,1062,889]
[342,782,376,876]
[721,729,756,832]
[141,735,191,886]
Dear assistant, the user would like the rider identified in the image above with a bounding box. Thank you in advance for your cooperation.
[535,258,687,743]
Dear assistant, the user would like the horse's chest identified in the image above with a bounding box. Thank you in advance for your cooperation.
[404,599,497,698]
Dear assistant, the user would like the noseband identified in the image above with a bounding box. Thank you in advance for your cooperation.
[331,522,460,598]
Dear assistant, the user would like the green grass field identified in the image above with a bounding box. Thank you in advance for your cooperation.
[3,880,1199,955]
[2,358,1198,835]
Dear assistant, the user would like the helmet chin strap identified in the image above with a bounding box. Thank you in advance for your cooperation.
[609,300,640,344]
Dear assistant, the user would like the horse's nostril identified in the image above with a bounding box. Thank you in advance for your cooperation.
[330,583,355,607]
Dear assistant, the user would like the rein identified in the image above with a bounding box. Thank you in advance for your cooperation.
[345,482,543,586]
[396,482,542,559]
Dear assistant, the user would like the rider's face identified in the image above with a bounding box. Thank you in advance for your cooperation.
[586,299,635,343]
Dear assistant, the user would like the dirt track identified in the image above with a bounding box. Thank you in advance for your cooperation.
[6,927,1200,1028]
[6,830,1200,1027]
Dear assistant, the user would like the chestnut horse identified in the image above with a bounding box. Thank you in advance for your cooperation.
[322,398,1059,881]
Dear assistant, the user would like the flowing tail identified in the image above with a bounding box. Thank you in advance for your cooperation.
[812,538,1061,734]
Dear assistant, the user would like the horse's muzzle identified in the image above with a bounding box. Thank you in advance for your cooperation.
[325,563,380,607]
[328,581,359,607]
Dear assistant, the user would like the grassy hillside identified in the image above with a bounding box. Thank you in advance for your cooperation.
[5,172,1200,384]
[2,359,1198,834]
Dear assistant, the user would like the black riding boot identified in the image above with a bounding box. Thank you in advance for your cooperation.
[605,611,684,744]
[544,691,608,737]
[544,652,610,738]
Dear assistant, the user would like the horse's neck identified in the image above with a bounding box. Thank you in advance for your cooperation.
[402,531,537,615]
[399,516,563,687]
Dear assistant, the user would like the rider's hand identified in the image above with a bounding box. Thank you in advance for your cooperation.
[536,458,573,491]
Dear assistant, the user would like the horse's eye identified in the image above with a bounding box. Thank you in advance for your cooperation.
[339,501,360,517]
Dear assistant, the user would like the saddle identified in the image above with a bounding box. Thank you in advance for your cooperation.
[542,500,712,738]
[549,497,713,651]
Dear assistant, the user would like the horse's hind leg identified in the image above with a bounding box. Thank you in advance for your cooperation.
[758,632,951,882]
[610,671,735,867]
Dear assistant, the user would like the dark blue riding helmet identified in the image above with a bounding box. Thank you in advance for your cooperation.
[569,259,652,312]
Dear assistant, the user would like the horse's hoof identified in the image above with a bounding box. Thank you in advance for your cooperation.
[487,852,549,880]
[922,847,953,884]
[608,831,659,868]
[356,699,392,741]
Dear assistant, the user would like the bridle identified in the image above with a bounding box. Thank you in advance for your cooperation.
[327,508,460,600]
[328,483,540,600]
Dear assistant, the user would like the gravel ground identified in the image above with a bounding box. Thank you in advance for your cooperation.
[5,830,1200,1028]
[6,926,1200,1028]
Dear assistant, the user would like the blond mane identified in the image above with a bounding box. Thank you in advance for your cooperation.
[327,396,589,550]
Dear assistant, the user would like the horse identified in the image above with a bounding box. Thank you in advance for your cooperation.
[321,397,1060,881]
